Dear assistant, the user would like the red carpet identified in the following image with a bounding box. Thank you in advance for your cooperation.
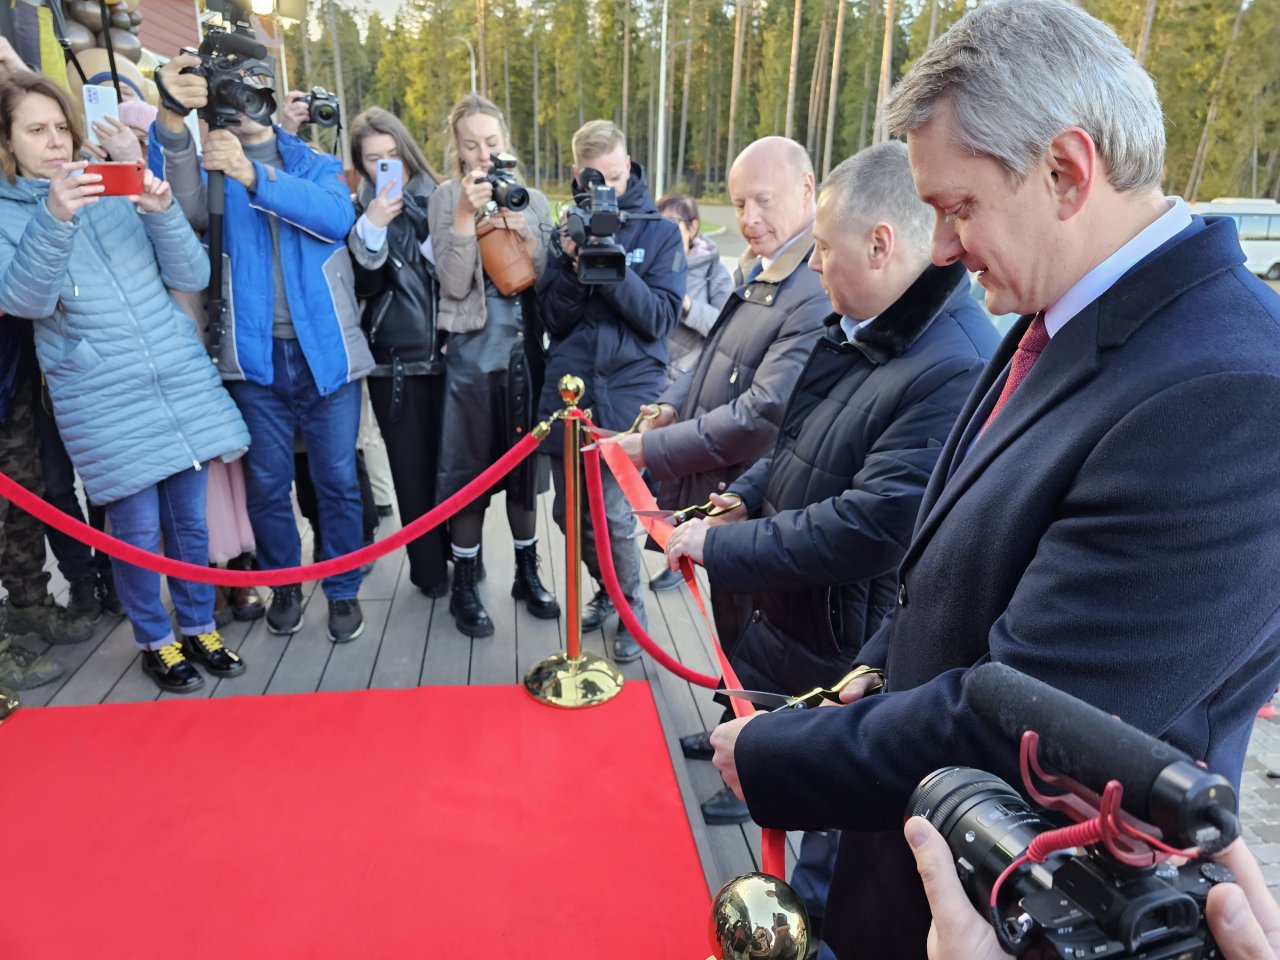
[0,683,710,959]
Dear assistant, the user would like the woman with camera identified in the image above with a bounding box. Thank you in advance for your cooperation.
[427,92,558,637]
[345,106,450,598]
[0,72,250,694]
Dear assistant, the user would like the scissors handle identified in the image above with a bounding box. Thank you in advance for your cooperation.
[785,664,886,709]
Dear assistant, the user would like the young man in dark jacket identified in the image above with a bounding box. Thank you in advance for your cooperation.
[537,120,686,662]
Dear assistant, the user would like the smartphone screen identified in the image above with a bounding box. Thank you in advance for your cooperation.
[82,85,120,145]
[375,159,403,201]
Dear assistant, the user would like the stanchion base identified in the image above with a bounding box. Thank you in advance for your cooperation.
[524,651,624,708]
[0,688,19,725]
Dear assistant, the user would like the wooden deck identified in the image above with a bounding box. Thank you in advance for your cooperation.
[13,488,798,898]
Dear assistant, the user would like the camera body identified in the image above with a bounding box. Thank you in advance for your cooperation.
[479,154,529,213]
[909,767,1232,959]
[562,171,627,284]
[301,87,340,129]
[183,27,277,130]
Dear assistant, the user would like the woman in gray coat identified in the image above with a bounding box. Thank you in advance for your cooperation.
[0,73,250,695]
[657,194,733,388]
[428,93,557,638]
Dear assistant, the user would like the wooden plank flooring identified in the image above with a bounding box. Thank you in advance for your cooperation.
[8,487,767,896]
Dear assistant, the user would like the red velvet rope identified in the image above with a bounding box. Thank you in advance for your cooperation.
[580,429,786,879]
[0,431,543,586]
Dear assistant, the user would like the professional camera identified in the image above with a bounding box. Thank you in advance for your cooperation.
[179,26,277,130]
[908,663,1241,959]
[300,87,340,129]
[479,153,529,212]
[560,168,628,284]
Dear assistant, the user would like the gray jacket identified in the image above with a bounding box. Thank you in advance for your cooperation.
[665,235,734,384]
[427,178,552,333]
[643,223,831,511]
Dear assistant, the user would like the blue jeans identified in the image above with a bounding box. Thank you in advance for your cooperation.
[104,465,215,649]
[227,338,363,600]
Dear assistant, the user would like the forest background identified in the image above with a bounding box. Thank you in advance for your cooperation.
[277,0,1280,202]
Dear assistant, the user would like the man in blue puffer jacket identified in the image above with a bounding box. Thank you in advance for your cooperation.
[537,120,686,664]
[149,54,374,644]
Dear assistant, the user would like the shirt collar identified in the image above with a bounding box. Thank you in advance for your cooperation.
[760,229,806,274]
[1043,197,1193,339]
[839,315,876,342]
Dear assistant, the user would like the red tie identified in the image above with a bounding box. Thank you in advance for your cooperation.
[981,313,1049,434]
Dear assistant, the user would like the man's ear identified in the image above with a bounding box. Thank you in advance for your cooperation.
[869,222,894,269]
[1044,126,1095,221]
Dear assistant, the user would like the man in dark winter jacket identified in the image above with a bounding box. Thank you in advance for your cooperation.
[606,138,830,625]
[537,120,686,663]
[665,143,996,883]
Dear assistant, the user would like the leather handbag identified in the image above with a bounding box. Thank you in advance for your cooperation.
[476,214,536,296]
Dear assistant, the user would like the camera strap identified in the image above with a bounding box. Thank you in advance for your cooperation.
[153,71,193,118]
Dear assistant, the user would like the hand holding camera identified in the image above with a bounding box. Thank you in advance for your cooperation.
[202,129,255,189]
[47,161,102,223]
[457,167,495,219]
[155,54,208,133]
[280,90,310,136]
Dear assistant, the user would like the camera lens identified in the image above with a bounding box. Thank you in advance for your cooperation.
[494,181,529,211]
[222,81,276,126]
[311,101,339,129]
[908,767,1051,913]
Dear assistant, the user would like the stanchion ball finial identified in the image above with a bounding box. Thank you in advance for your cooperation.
[709,872,809,960]
[559,375,585,407]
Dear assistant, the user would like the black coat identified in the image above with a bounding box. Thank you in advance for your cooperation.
[349,177,443,373]
[734,218,1280,959]
[536,162,686,437]
[703,263,996,694]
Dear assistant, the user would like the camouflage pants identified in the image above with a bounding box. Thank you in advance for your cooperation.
[0,381,51,611]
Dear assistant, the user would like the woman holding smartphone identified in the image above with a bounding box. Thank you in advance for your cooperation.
[427,93,557,638]
[346,107,451,598]
[0,72,250,694]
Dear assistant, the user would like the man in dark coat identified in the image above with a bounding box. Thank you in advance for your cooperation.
[665,143,996,912]
[605,135,830,640]
[707,3,1280,958]
[537,120,686,661]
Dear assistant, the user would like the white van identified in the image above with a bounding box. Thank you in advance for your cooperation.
[1190,198,1280,280]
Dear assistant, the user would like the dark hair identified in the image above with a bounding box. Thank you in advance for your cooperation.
[351,107,439,186]
[657,193,699,238]
[0,73,84,184]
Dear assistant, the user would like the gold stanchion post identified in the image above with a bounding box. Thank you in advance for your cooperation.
[523,375,624,708]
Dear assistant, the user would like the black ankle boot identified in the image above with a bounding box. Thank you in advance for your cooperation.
[511,545,560,619]
[449,556,495,638]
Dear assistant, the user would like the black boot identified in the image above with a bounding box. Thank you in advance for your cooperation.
[512,545,560,619]
[449,556,495,638]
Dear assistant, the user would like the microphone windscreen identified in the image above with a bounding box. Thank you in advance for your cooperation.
[963,662,1192,819]
[216,31,268,61]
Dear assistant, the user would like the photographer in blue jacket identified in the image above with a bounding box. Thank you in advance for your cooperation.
[148,53,374,644]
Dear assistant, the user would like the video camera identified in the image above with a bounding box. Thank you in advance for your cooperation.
[909,663,1240,959]
[300,87,340,129]
[180,0,276,130]
[559,168,629,284]
[479,154,529,213]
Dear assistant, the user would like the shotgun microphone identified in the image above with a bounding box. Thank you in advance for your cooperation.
[963,662,1237,848]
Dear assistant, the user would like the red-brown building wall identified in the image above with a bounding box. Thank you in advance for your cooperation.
[137,0,201,58]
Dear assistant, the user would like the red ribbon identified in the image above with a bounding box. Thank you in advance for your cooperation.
[582,426,786,878]
[0,431,543,586]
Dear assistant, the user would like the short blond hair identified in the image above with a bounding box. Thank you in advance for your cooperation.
[572,120,626,164]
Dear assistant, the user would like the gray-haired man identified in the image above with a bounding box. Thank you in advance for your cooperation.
[708,1,1280,957]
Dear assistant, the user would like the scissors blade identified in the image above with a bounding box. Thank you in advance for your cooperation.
[631,509,677,520]
[720,688,795,710]
[584,424,618,438]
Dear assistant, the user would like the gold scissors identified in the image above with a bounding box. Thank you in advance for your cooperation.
[721,664,885,711]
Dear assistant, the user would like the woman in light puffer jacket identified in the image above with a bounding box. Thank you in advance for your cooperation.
[0,73,250,695]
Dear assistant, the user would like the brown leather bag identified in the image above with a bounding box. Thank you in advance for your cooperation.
[476,214,536,296]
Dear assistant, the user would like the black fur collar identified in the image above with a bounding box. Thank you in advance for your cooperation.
[824,261,969,364]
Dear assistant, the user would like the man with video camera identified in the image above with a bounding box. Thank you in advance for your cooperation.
[537,120,685,663]
[707,2,1280,958]
[149,51,374,644]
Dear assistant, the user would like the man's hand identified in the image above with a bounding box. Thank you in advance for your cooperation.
[155,54,207,133]
[603,431,645,468]
[666,517,709,570]
[202,129,256,189]
[710,714,758,801]
[1207,840,1280,959]
[637,403,676,433]
[47,161,102,222]
[93,117,142,162]
[365,179,404,228]
[907,820,1280,960]
[130,168,172,214]
[705,491,746,526]
[280,90,310,136]
[0,36,29,75]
